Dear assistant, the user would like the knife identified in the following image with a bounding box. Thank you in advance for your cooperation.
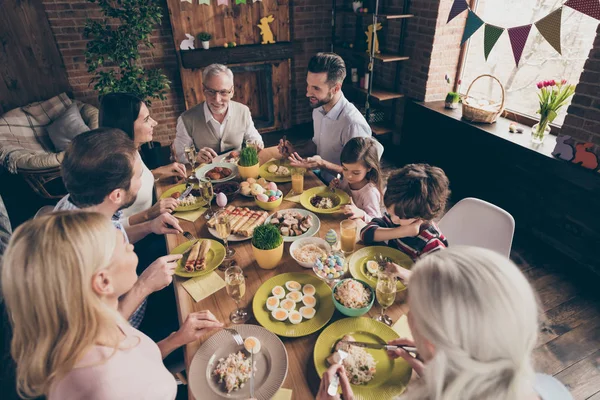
[177,184,193,201]
[339,340,417,353]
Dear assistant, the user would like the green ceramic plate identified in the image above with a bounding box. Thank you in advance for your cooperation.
[313,318,412,400]
[160,184,207,212]
[348,246,414,291]
[299,187,350,214]
[259,160,292,183]
[252,272,334,337]
[170,239,225,278]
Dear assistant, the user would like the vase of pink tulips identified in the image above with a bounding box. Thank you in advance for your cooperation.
[532,79,576,144]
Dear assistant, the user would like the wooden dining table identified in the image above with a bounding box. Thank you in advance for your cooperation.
[155,146,410,399]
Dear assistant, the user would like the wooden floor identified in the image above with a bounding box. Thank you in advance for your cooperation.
[260,128,600,399]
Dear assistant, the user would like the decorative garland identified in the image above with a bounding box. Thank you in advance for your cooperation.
[447,0,600,65]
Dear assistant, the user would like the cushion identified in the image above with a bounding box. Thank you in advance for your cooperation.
[47,103,90,151]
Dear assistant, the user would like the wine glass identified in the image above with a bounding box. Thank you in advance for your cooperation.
[375,272,396,326]
[225,265,250,324]
[214,210,235,269]
[184,145,198,184]
[201,179,215,220]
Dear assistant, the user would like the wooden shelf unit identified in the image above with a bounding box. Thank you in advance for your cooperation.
[345,83,404,101]
[334,45,409,63]
[335,8,414,20]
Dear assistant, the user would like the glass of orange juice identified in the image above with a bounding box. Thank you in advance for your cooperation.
[291,167,305,195]
[340,219,357,255]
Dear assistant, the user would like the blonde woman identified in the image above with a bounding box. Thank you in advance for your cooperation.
[316,247,572,400]
[2,212,223,399]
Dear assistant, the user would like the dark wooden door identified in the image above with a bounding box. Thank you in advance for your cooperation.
[0,0,71,114]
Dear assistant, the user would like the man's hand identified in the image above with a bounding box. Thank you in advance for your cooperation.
[138,254,182,294]
[386,338,424,377]
[278,138,295,158]
[316,364,354,400]
[288,153,322,169]
[197,147,218,164]
[173,310,224,346]
[147,198,179,220]
[150,213,183,235]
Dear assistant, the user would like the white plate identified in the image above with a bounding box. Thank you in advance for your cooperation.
[289,237,332,268]
[208,226,252,242]
[265,208,321,243]
[195,162,238,183]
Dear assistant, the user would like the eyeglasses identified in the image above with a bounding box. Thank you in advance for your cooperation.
[203,85,234,98]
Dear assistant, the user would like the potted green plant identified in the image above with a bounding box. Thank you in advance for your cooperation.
[445,92,460,109]
[532,79,576,144]
[238,147,260,179]
[252,224,284,270]
[198,32,212,49]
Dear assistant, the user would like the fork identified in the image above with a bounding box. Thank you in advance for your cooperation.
[224,328,254,397]
[183,231,196,242]
[329,174,341,193]
[224,328,244,346]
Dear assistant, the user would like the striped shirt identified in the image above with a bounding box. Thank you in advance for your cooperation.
[54,195,146,328]
[361,213,448,261]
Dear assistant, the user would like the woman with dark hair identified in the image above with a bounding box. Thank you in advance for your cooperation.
[99,93,186,224]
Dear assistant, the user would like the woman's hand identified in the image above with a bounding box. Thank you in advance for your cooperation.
[147,198,179,220]
[387,338,424,377]
[316,364,354,400]
[138,254,182,294]
[174,310,223,346]
[154,162,187,180]
[384,262,412,284]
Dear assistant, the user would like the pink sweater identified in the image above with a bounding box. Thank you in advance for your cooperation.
[339,180,382,222]
[50,323,177,400]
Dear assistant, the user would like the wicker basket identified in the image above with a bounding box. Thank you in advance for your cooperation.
[461,74,505,124]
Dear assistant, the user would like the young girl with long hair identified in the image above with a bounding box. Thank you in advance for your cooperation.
[331,137,383,222]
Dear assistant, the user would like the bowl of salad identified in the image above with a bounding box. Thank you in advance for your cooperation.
[332,278,374,317]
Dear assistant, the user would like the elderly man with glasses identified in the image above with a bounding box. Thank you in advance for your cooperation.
[174,64,264,164]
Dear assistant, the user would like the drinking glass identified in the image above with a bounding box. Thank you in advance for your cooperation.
[375,272,396,326]
[245,139,259,151]
[290,167,305,195]
[340,219,357,255]
[215,210,235,269]
[184,145,198,183]
[201,179,215,220]
[225,265,250,324]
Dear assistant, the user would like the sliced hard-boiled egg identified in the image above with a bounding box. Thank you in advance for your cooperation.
[272,285,286,299]
[280,299,296,312]
[272,308,289,321]
[244,336,261,354]
[366,260,380,275]
[288,310,303,324]
[266,296,280,311]
[285,281,302,291]
[286,291,303,303]
[302,294,317,308]
[302,284,316,296]
[299,306,316,319]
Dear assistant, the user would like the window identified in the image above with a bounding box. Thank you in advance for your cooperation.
[459,0,596,126]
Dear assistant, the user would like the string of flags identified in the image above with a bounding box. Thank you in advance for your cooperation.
[448,0,600,65]
[182,0,262,4]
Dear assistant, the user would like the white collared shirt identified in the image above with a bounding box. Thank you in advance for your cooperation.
[203,102,229,138]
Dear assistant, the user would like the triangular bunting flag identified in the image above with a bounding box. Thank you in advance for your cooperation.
[461,10,484,44]
[535,7,563,54]
[236,0,246,4]
[565,0,600,20]
[217,0,229,5]
[484,24,504,60]
[199,0,210,4]
[508,24,532,65]
[447,0,469,23]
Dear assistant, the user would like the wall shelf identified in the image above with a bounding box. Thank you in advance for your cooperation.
[334,45,409,63]
[344,84,404,102]
[180,42,293,70]
[334,8,414,20]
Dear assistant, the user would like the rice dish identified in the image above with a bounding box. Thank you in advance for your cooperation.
[178,194,197,207]
[332,335,377,385]
[293,243,327,264]
[212,351,253,393]
[310,195,334,209]
[334,279,371,309]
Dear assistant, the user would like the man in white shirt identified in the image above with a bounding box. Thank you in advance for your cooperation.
[279,52,380,183]
[174,64,264,164]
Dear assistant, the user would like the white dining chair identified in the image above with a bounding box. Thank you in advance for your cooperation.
[438,197,515,257]
[34,205,55,219]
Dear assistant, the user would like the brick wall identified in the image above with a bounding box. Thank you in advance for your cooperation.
[561,24,600,146]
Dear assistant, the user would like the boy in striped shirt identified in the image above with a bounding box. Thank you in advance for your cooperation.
[360,164,450,261]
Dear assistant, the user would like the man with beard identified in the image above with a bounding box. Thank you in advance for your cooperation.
[54,128,183,329]
[279,52,379,183]
[174,63,264,164]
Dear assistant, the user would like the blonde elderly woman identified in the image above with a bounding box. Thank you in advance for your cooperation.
[316,247,573,400]
[2,211,223,399]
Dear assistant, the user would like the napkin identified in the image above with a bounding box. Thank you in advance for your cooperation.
[272,388,293,400]
[392,314,413,340]
[181,272,225,302]
[174,207,207,222]
[283,189,302,203]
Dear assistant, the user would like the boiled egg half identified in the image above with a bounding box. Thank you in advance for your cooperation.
[288,310,303,324]
[244,336,261,354]
[272,285,286,299]
[299,306,316,319]
[285,281,302,291]
[272,308,289,321]
[266,296,280,311]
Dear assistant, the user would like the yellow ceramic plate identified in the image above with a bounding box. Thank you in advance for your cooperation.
[252,272,334,337]
[314,318,412,400]
[160,184,207,212]
[170,239,225,278]
[300,187,350,214]
[348,246,414,291]
[259,160,292,183]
